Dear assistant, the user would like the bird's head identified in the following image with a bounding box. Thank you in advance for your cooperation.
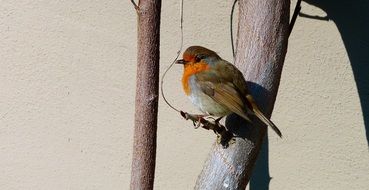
[176,46,221,68]
[177,46,221,95]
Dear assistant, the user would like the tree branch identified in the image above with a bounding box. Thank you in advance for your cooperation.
[130,0,161,190]
[195,0,290,189]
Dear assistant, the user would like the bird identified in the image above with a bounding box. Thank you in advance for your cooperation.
[176,46,282,137]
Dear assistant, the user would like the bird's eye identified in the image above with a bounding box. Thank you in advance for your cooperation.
[194,55,204,62]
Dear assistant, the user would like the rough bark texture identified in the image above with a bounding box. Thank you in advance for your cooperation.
[130,0,161,190]
[195,0,290,189]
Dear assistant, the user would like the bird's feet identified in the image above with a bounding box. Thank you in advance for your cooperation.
[180,111,235,148]
[179,111,207,129]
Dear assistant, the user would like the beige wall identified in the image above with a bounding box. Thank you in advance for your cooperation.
[1,0,368,189]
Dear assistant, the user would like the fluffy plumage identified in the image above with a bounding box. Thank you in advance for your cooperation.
[178,46,282,137]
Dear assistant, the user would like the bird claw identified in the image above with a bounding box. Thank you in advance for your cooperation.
[215,128,234,148]
[195,119,202,129]
[216,134,222,144]
[180,111,234,148]
[180,111,205,129]
[192,120,197,127]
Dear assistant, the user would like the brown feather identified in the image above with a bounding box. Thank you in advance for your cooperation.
[245,95,282,137]
[198,81,252,123]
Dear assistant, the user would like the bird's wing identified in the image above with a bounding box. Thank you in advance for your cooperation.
[245,94,282,137]
[195,63,282,137]
[197,80,252,122]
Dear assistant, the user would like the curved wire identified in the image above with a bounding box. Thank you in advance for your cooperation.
[160,0,184,113]
[230,0,238,59]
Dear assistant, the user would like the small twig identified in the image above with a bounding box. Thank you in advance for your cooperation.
[289,0,302,36]
[130,0,139,11]
[180,111,234,147]
[180,111,218,131]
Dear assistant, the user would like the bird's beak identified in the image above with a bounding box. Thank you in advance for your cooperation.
[176,59,186,64]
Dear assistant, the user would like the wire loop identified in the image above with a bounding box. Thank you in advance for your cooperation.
[160,0,184,113]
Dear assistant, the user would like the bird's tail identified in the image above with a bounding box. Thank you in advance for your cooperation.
[246,95,282,138]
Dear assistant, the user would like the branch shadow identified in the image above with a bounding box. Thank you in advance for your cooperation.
[300,0,369,145]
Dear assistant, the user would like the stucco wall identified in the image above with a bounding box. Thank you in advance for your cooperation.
[1,0,368,189]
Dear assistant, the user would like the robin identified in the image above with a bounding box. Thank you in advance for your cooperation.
[176,46,282,137]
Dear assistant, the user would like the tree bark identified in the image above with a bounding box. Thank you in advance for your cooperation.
[195,0,290,189]
[130,1,161,190]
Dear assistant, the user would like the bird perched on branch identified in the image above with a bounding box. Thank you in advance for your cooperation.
[177,46,282,137]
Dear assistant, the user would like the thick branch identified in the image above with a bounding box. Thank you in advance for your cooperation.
[130,0,161,190]
[195,0,290,189]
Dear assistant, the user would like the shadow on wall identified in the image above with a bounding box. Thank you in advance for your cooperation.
[302,0,369,147]
[250,1,369,190]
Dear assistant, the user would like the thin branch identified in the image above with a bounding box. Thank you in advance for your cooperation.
[180,111,234,147]
[130,0,139,11]
[289,0,302,36]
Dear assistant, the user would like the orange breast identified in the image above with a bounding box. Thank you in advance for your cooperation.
[182,62,210,95]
